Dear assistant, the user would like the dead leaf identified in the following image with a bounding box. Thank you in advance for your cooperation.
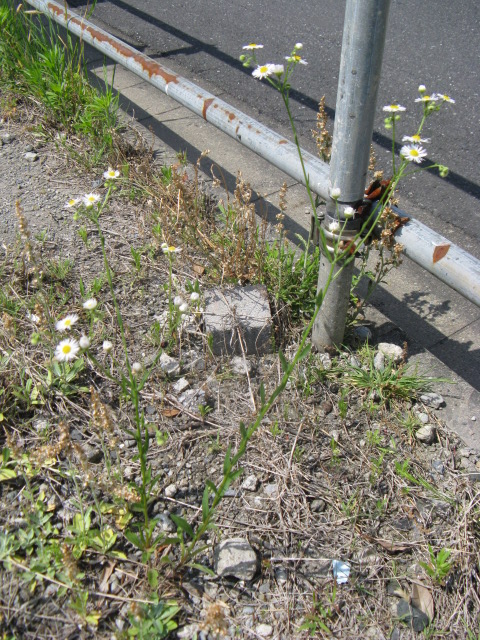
[99,561,116,593]
[360,533,416,553]
[193,264,206,276]
[411,581,435,621]
[162,408,181,418]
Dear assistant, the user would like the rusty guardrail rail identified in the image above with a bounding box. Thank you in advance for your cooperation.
[26,0,480,308]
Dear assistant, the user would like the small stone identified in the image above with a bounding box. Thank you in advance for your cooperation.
[377,342,404,363]
[416,412,429,424]
[164,483,177,498]
[24,144,34,152]
[471,416,477,421]
[353,325,372,343]
[242,474,259,492]
[155,513,176,533]
[330,430,340,442]
[172,377,189,393]
[373,352,385,371]
[213,538,259,580]
[415,425,436,445]
[159,352,180,376]
[85,446,104,464]
[231,355,252,375]
[1,133,15,144]
[310,499,326,513]
[263,483,279,499]
[25,152,38,162]
[256,623,273,637]
[420,392,445,409]
[397,599,429,632]
[274,567,288,583]
[318,353,332,370]
[431,460,445,475]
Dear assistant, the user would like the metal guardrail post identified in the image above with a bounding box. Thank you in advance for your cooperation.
[312,0,392,348]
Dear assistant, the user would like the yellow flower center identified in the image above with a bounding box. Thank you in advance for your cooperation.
[412,135,420,141]
[411,149,419,157]
[62,345,71,354]
[260,66,268,73]
[65,319,71,326]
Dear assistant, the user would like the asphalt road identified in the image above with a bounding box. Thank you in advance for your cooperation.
[69,0,480,258]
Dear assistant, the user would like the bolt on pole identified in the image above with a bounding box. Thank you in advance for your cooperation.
[312,0,392,349]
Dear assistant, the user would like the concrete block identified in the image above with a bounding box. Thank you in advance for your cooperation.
[204,286,272,356]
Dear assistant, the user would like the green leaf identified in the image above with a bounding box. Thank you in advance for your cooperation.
[0,468,16,482]
[202,485,210,522]
[169,514,194,539]
[278,350,288,372]
[187,562,215,576]
[147,568,159,589]
[297,343,312,362]
[223,445,232,475]
[124,529,142,549]
[239,421,247,438]
[259,383,266,405]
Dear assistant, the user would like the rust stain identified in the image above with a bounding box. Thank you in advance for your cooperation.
[48,3,178,83]
[228,112,235,121]
[202,98,214,120]
[433,243,450,264]
[278,139,288,144]
[235,125,240,135]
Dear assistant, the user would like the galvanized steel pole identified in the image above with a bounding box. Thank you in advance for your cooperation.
[312,0,392,348]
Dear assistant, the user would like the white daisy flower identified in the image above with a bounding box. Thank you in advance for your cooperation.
[330,187,341,199]
[64,197,81,209]
[328,221,341,233]
[414,94,439,103]
[400,144,428,163]
[402,134,431,144]
[79,335,91,349]
[179,303,189,313]
[285,54,307,65]
[103,167,120,180]
[82,298,98,310]
[294,43,303,50]
[173,296,184,307]
[102,340,113,353]
[132,362,142,374]
[55,314,79,332]
[55,338,80,362]
[434,93,455,103]
[382,104,406,112]
[343,206,355,218]
[190,292,200,302]
[418,84,426,93]
[269,64,284,76]
[161,243,181,254]
[242,43,264,50]
[252,64,275,79]
[83,193,101,208]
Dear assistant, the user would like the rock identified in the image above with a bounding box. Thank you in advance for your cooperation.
[0,133,15,144]
[310,499,326,513]
[274,567,288,583]
[256,623,273,637]
[24,152,38,162]
[213,538,259,580]
[231,355,252,375]
[155,513,176,533]
[318,353,332,370]
[415,425,436,444]
[320,400,333,415]
[373,352,385,371]
[172,377,189,393]
[431,460,445,475]
[377,342,404,363]
[353,325,372,343]
[420,392,445,409]
[397,599,430,632]
[242,474,259,492]
[263,483,279,499]
[164,483,177,498]
[416,412,429,424]
[159,352,180,375]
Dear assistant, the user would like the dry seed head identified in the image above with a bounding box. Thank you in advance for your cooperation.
[368,145,377,172]
[279,181,288,213]
[312,96,332,162]
[2,312,16,336]
[61,543,79,581]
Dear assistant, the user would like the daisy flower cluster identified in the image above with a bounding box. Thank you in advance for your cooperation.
[382,86,454,168]
[64,167,120,213]
[53,298,101,361]
[240,42,306,86]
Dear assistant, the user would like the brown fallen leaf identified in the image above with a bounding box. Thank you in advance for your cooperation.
[411,581,435,622]
[193,264,206,276]
[162,408,181,418]
[99,561,116,593]
[360,532,416,553]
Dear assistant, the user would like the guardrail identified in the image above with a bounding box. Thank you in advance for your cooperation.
[26,0,480,309]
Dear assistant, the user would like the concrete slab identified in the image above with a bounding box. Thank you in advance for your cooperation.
[204,286,272,356]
